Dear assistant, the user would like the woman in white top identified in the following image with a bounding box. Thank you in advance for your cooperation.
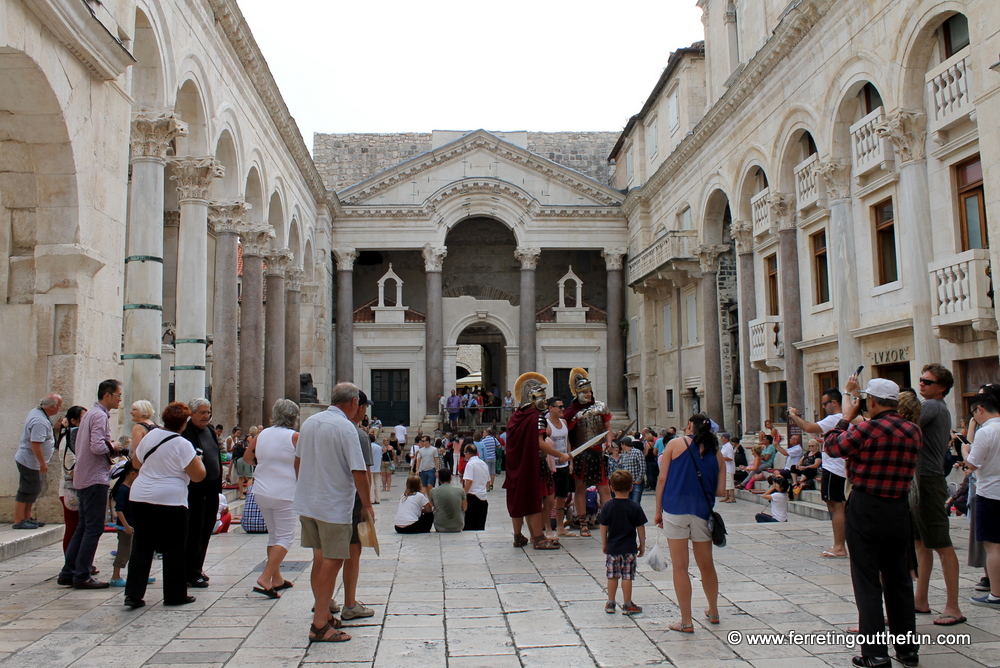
[124,402,206,609]
[243,399,299,598]
[394,475,433,533]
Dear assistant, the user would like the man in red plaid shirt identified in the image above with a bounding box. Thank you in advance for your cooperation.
[824,378,921,668]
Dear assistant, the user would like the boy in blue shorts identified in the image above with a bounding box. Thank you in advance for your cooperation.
[600,469,647,614]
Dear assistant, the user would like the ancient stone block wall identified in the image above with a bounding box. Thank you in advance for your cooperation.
[525,132,620,186]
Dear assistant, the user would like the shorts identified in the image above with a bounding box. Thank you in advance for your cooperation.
[553,466,571,498]
[725,471,734,491]
[912,475,952,549]
[662,512,712,542]
[15,462,42,504]
[975,494,1000,543]
[606,553,638,580]
[300,516,352,559]
[113,530,133,569]
[381,461,393,473]
[419,469,436,489]
[485,459,496,474]
[821,469,846,503]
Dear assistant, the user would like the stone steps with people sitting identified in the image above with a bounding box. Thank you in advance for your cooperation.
[734,480,830,521]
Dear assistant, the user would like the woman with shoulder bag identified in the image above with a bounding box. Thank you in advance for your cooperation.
[57,406,87,553]
[654,413,726,634]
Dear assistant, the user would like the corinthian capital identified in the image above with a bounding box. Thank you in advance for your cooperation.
[130,109,187,161]
[333,247,358,272]
[265,248,293,277]
[766,192,794,230]
[208,200,250,235]
[422,244,448,272]
[813,159,852,201]
[602,248,627,271]
[695,244,730,274]
[285,267,304,291]
[730,220,754,254]
[170,156,224,201]
[241,224,275,257]
[875,109,927,165]
[514,247,541,270]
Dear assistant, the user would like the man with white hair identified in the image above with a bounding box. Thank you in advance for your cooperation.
[183,398,222,588]
[13,393,62,529]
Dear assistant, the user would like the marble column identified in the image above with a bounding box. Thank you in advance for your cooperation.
[264,248,292,418]
[771,193,805,414]
[239,224,274,428]
[169,156,224,405]
[208,200,249,432]
[423,244,448,414]
[122,111,187,414]
[285,267,303,402]
[515,247,541,373]
[602,248,627,412]
[815,159,862,384]
[732,221,762,442]
[333,248,358,383]
[696,244,729,428]
[877,110,936,364]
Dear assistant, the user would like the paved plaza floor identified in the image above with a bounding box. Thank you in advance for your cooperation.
[0,477,997,668]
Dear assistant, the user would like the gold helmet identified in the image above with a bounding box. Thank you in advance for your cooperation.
[514,372,549,410]
[569,367,592,398]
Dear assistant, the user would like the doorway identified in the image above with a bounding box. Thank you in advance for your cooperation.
[371,369,410,427]
[872,363,911,391]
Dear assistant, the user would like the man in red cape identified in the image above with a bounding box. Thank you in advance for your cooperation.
[563,368,613,537]
[503,372,570,550]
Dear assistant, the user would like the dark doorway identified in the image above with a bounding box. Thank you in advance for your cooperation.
[873,363,911,392]
[371,369,410,426]
[552,368,586,405]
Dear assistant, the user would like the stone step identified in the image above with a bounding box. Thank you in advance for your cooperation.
[0,523,63,562]
[734,488,831,521]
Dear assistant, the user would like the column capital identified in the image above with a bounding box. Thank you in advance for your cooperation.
[422,243,448,272]
[333,247,358,272]
[813,158,852,201]
[208,200,250,235]
[241,224,275,257]
[730,220,754,254]
[515,247,541,270]
[875,109,927,165]
[265,248,293,276]
[164,210,180,228]
[285,267,304,291]
[695,244,730,274]
[169,156,224,201]
[767,192,795,230]
[130,109,187,161]
[602,248,627,271]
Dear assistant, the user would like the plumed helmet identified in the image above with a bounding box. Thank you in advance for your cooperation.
[569,367,592,397]
[514,372,548,409]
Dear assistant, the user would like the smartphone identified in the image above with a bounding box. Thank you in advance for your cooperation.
[854,364,864,378]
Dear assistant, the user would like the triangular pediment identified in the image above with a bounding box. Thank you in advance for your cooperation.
[338,129,624,209]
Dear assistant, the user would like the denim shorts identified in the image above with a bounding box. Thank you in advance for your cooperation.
[419,469,436,488]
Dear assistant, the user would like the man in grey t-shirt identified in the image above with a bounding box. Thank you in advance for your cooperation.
[915,363,964,625]
[430,469,466,532]
[14,393,62,529]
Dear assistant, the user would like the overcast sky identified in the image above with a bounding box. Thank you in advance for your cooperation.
[238,0,705,151]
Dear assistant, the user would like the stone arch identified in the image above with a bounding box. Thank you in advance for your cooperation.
[734,149,771,222]
[442,217,520,304]
[132,7,168,106]
[822,58,891,162]
[894,1,971,111]
[701,187,734,246]
[211,129,241,199]
[244,166,265,224]
[266,189,285,248]
[428,179,531,246]
[302,238,315,282]
[287,217,301,267]
[774,112,821,196]
[173,78,209,156]
[446,312,517,349]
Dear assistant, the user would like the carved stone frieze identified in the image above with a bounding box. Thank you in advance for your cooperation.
[875,110,927,165]
[333,247,359,272]
[602,248,627,271]
[169,157,224,201]
[130,110,188,160]
[515,247,542,270]
[813,159,852,201]
[422,244,448,272]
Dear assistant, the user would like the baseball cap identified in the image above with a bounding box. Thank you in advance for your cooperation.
[864,378,900,401]
[357,390,374,406]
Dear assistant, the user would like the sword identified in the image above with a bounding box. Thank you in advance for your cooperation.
[570,432,607,458]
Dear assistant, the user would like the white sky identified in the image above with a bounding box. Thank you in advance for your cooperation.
[238,0,705,151]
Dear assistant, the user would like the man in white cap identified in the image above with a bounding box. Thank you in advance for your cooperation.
[823,379,921,668]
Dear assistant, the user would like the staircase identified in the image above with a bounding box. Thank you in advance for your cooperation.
[735,480,831,520]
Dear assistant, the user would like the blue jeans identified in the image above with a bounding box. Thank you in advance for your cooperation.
[419,469,436,489]
[629,484,644,504]
[755,512,780,523]
[60,484,108,582]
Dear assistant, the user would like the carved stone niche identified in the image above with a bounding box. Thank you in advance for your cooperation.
[553,266,589,324]
[373,264,407,324]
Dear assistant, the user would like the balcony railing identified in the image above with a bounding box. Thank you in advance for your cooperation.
[627,230,699,284]
[751,188,773,237]
[794,153,823,212]
[850,106,893,178]
[926,46,973,135]
[929,249,996,342]
[748,315,783,371]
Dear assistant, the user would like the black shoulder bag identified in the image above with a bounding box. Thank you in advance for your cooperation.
[141,433,181,463]
[684,442,727,547]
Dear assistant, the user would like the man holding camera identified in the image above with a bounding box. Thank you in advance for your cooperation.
[824,379,921,668]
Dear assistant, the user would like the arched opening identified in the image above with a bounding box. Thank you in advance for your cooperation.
[267,191,284,249]
[455,322,507,428]
[244,167,264,223]
[443,217,519,303]
[831,80,887,164]
[211,130,240,199]
[174,80,207,156]
[287,219,301,267]
[303,239,315,282]
[737,165,769,224]
[132,9,165,106]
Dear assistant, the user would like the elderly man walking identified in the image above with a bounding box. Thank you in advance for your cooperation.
[13,393,62,529]
[183,398,222,588]
[294,382,372,643]
[58,380,122,589]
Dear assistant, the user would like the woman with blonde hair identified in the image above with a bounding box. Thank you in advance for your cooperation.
[129,400,158,452]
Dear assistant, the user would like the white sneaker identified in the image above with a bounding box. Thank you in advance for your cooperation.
[341,601,374,620]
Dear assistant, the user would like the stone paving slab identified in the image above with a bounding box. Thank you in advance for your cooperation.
[0,477,997,667]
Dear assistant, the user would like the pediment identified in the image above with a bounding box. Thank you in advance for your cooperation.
[338,130,624,209]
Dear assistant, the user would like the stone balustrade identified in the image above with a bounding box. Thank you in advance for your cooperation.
[850,106,893,178]
[748,315,783,371]
[795,153,823,211]
[751,188,772,237]
[929,249,996,342]
[926,46,973,135]
[627,230,699,284]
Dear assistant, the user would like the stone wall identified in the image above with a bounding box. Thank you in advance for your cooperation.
[314,131,620,191]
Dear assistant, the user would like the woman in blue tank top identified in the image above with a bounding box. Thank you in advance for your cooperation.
[654,414,726,634]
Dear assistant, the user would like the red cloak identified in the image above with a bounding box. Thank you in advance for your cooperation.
[502,406,545,518]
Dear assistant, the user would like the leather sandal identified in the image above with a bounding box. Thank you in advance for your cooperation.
[513,533,529,547]
[579,523,592,537]
[532,537,561,550]
[309,622,350,643]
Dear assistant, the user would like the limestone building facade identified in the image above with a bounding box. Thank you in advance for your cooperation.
[613,0,1000,439]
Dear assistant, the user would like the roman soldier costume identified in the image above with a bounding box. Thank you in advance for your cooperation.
[563,367,612,489]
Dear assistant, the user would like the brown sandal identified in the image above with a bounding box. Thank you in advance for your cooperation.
[532,538,561,550]
[579,523,592,538]
[309,622,351,642]
[513,533,529,548]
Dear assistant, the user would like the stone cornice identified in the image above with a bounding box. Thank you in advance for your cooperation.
[339,130,624,207]
[335,204,624,221]
[209,0,337,208]
[622,0,831,208]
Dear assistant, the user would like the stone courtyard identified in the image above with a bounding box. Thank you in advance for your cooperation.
[0,478,996,668]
